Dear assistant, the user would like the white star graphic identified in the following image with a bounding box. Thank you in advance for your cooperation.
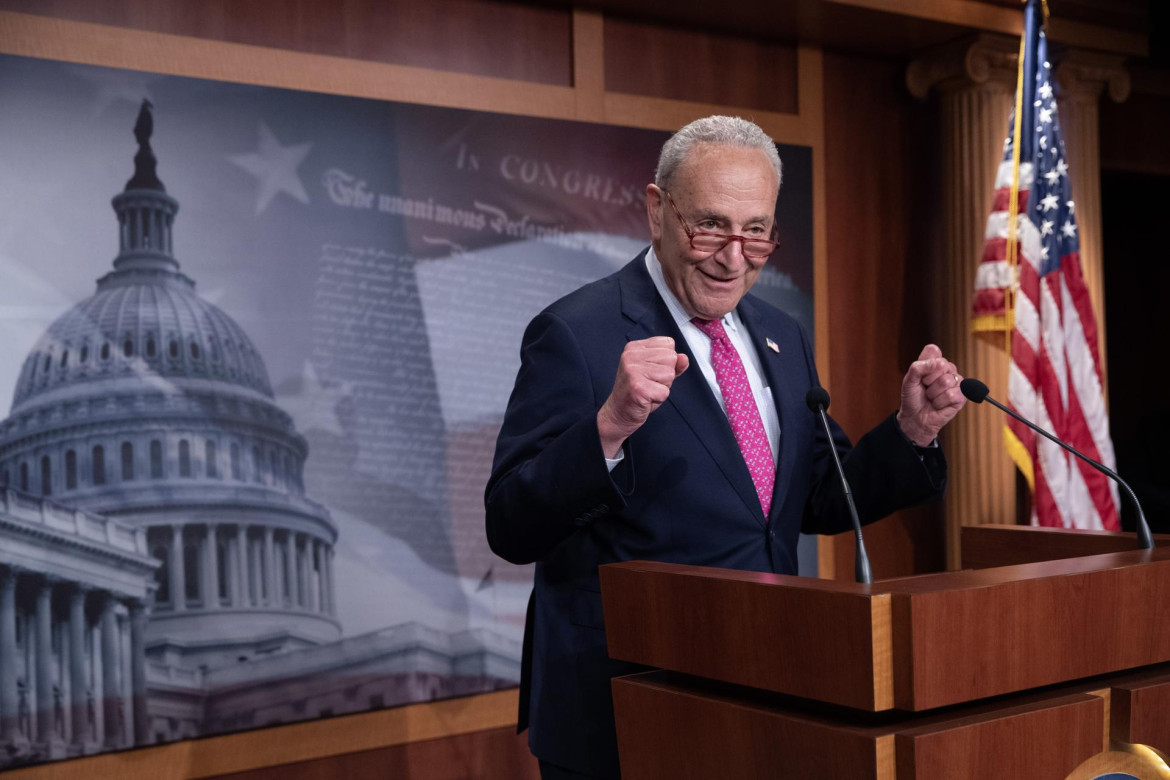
[1067,200,1076,214]
[1044,168,1060,185]
[228,123,313,215]
[1041,219,1055,237]
[1039,107,1053,125]
[1061,221,1077,238]
[1040,194,1060,212]
[1039,81,1054,100]
[1039,135,1048,151]
[1056,159,1069,177]
[1040,245,1050,261]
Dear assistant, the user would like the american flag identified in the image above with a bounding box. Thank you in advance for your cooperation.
[971,0,1120,530]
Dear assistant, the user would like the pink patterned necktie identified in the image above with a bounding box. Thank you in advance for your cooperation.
[691,317,774,515]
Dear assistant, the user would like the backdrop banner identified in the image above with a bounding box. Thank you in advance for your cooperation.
[0,52,812,764]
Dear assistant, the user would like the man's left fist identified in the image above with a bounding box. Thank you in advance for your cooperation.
[897,344,966,447]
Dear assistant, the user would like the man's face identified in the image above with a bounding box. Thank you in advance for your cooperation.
[647,143,779,321]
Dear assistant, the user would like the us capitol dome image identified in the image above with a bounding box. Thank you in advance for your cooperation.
[0,101,516,765]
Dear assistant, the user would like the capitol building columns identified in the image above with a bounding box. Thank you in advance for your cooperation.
[67,585,88,749]
[33,578,55,750]
[98,594,120,749]
[168,525,185,612]
[0,566,22,751]
[200,524,218,610]
[232,525,247,607]
[145,522,337,616]
[0,541,155,762]
[129,600,148,746]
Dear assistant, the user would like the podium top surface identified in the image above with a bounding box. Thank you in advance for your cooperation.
[601,541,1170,712]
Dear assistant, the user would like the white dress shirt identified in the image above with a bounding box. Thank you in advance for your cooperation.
[605,248,781,470]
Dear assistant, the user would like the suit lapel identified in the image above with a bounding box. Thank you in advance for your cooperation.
[737,296,798,526]
[617,256,768,528]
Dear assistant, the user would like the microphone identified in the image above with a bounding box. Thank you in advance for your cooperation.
[959,378,1154,550]
[805,387,873,584]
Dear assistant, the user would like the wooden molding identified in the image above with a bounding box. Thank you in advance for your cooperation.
[827,0,1147,57]
[906,33,1019,100]
[3,689,521,779]
[1055,50,1131,104]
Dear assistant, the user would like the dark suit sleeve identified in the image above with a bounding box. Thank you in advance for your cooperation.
[485,311,630,565]
[795,327,947,536]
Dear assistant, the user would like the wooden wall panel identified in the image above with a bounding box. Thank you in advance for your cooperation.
[603,17,798,114]
[822,51,945,580]
[1100,82,1170,175]
[0,0,573,85]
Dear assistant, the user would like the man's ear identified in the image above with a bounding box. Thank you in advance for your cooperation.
[646,183,664,241]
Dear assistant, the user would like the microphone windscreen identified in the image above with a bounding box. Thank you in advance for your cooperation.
[960,378,990,403]
[805,386,831,412]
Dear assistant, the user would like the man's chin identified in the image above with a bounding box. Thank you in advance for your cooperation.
[688,298,739,321]
[688,288,744,320]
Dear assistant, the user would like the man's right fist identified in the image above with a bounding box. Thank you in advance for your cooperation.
[597,337,689,458]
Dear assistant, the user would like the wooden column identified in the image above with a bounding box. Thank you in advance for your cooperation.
[908,35,1019,568]
[1054,50,1130,389]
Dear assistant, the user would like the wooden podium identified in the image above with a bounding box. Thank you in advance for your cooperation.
[600,526,1170,779]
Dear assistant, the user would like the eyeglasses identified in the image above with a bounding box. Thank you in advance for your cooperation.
[663,189,779,260]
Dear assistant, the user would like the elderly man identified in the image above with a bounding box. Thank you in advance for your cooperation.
[486,116,964,779]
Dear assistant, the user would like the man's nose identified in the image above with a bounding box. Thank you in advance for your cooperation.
[715,237,746,266]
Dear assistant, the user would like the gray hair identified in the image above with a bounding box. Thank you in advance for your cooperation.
[655,115,782,190]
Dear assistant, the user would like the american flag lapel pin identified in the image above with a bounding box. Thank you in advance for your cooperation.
[765,337,779,354]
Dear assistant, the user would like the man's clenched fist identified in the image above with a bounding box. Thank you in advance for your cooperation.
[597,337,689,458]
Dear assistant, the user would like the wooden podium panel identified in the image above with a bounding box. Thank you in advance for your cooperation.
[601,561,893,711]
[611,672,894,780]
[612,672,1107,780]
[886,548,1170,710]
[961,525,1170,569]
[602,547,1170,713]
[893,694,1103,780]
[1111,673,1170,755]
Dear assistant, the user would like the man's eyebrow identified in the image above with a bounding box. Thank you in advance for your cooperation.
[689,208,773,225]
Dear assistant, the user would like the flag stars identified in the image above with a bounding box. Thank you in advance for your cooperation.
[1067,200,1076,214]
[1039,135,1048,151]
[1039,107,1053,124]
[1056,159,1069,177]
[1061,221,1077,238]
[1040,194,1060,212]
[1041,219,1055,237]
[1044,168,1061,185]
[1040,245,1050,261]
[229,122,313,215]
[1039,81,1054,100]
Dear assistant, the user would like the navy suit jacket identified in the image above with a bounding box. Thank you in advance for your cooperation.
[485,252,945,777]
